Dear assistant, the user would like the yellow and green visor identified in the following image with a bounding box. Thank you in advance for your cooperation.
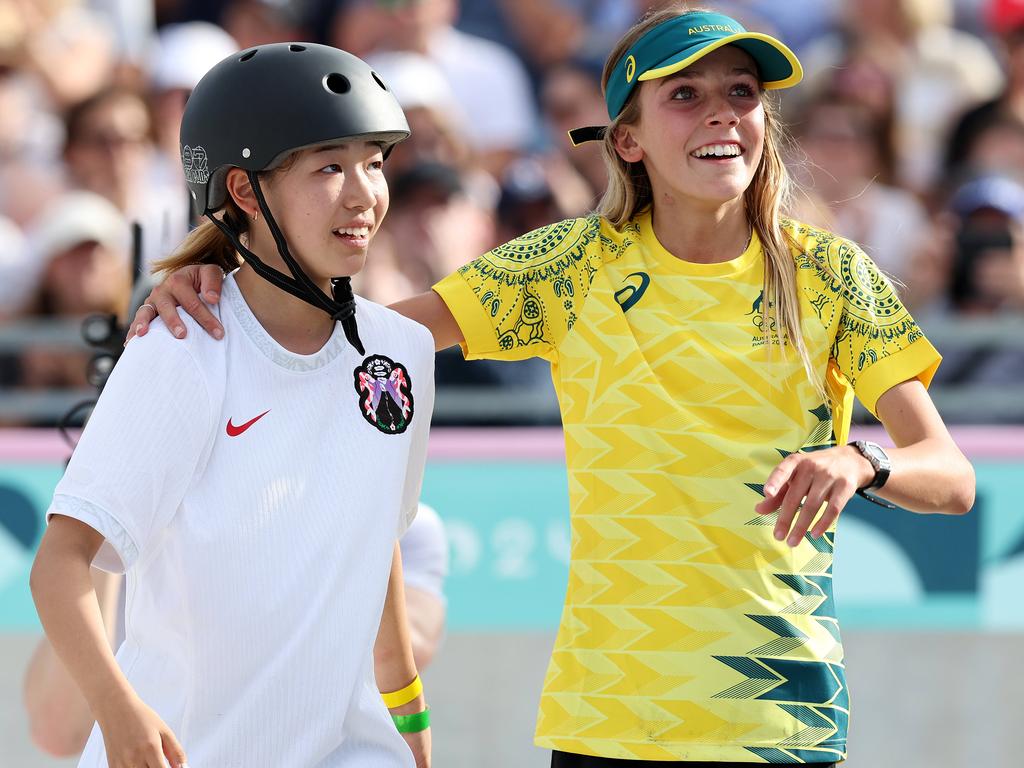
[569,11,802,145]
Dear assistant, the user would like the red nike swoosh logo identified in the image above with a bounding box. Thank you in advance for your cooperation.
[226,410,270,437]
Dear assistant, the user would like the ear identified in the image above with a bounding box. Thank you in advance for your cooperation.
[225,168,258,218]
[612,124,644,164]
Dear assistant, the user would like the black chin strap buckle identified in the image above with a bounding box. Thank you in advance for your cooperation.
[331,277,364,355]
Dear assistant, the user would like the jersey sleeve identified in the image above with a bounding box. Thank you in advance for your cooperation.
[46,326,214,573]
[431,216,604,362]
[826,238,941,416]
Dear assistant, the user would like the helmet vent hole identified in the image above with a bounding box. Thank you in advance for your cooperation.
[239,49,257,62]
[289,44,306,52]
[371,71,388,91]
[324,73,351,94]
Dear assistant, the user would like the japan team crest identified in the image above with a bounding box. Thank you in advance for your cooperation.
[353,355,414,434]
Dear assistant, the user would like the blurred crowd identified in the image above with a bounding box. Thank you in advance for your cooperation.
[1,0,1023,424]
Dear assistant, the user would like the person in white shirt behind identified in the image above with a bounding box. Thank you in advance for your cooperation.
[29,42,434,768]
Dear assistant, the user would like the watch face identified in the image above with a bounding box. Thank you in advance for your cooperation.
[861,441,890,467]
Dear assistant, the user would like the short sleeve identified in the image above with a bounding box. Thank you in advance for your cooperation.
[432,216,604,362]
[398,503,448,601]
[46,326,214,572]
[396,344,435,538]
[828,240,941,416]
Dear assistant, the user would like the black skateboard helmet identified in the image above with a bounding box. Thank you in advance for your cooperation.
[179,43,411,353]
[181,42,409,215]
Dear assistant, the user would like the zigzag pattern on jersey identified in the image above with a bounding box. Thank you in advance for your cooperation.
[786,221,925,385]
[534,242,850,759]
[457,216,614,350]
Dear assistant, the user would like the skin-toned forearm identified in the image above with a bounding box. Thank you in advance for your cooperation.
[30,522,136,724]
[388,292,463,352]
[24,569,122,756]
[373,544,424,714]
[873,382,976,515]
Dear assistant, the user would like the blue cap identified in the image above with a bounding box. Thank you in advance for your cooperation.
[950,175,1024,219]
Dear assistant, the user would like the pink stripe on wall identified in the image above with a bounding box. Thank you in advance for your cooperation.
[0,426,1020,463]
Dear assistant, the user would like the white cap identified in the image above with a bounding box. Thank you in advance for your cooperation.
[29,192,129,264]
[365,51,460,113]
[149,22,239,92]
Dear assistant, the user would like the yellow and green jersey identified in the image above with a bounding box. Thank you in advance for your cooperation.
[433,211,940,763]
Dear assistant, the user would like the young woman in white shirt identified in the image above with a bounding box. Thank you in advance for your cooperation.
[30,43,434,768]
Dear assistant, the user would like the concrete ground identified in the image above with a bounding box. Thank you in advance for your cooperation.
[3,631,1017,767]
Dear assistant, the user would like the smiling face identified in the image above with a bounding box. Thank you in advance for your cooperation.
[251,140,389,286]
[612,45,765,210]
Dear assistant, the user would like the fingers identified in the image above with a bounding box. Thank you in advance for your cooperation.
[161,727,189,768]
[773,465,812,544]
[755,454,799,514]
[811,479,856,538]
[172,268,224,339]
[125,300,157,344]
[197,264,225,304]
[785,479,830,547]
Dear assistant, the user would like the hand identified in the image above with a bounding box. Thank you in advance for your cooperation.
[125,265,226,344]
[95,694,188,768]
[402,726,431,768]
[755,446,875,546]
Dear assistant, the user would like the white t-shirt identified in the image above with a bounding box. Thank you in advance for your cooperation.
[47,273,434,768]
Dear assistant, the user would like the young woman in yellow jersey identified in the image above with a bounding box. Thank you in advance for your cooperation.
[130,6,974,766]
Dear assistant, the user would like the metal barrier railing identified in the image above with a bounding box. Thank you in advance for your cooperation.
[1,316,1022,425]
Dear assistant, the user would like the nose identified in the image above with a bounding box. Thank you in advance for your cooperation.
[705,94,740,127]
[342,166,377,212]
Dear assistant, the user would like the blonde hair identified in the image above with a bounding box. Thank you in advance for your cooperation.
[152,200,246,277]
[596,4,821,395]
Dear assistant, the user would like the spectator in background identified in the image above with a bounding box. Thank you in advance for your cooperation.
[63,87,181,267]
[926,175,1024,391]
[366,0,540,176]
[0,47,67,229]
[541,62,609,205]
[220,0,308,49]
[793,92,929,283]
[144,22,238,247]
[19,192,130,392]
[947,0,1024,181]
[954,114,1024,182]
[802,0,1003,191]
[948,175,1024,316]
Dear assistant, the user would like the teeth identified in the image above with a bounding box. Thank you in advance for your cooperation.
[692,144,742,158]
[335,227,370,237]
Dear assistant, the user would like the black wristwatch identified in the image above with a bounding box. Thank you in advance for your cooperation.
[850,440,892,490]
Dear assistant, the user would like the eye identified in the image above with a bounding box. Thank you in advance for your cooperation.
[319,163,342,174]
[730,82,758,98]
[368,159,384,172]
[671,85,696,101]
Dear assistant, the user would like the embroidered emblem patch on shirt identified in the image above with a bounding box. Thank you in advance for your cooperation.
[353,355,414,434]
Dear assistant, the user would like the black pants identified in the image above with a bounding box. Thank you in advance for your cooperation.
[551,753,836,768]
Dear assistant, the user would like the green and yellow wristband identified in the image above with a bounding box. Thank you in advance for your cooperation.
[381,674,430,733]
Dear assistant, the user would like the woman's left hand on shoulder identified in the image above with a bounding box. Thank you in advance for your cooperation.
[756,446,875,547]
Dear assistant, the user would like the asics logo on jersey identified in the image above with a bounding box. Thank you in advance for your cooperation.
[614,272,650,313]
[226,410,270,437]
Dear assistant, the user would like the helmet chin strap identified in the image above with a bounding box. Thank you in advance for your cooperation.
[205,170,365,355]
